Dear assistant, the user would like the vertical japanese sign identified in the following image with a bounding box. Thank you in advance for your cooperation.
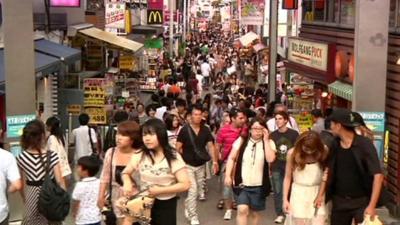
[241,0,265,25]
[84,79,107,124]
[105,2,126,29]
[359,112,386,160]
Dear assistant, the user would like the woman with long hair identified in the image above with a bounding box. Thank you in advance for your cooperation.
[17,120,66,225]
[45,116,71,185]
[224,117,276,225]
[121,119,190,225]
[98,121,143,225]
[164,114,181,149]
[282,131,329,225]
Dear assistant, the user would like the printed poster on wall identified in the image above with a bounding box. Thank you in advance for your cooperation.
[105,2,126,29]
[241,0,265,25]
[83,79,107,124]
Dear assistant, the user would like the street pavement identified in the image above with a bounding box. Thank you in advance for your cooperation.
[9,176,400,225]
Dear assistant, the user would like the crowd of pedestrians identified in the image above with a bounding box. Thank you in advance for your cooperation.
[0,24,388,225]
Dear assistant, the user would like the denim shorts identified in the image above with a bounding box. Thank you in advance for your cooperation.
[220,163,234,200]
[235,186,266,211]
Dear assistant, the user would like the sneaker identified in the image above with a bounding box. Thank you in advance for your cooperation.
[223,209,232,220]
[190,217,200,225]
[199,193,206,201]
[274,215,285,224]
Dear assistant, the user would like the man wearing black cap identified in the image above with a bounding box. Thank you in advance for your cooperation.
[326,108,384,225]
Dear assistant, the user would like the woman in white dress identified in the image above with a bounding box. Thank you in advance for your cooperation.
[46,116,72,186]
[283,131,329,225]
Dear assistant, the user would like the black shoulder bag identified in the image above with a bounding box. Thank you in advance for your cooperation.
[186,125,211,162]
[38,151,70,221]
[88,127,100,160]
[103,148,117,225]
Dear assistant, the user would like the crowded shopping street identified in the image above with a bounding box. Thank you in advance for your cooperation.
[1,0,400,225]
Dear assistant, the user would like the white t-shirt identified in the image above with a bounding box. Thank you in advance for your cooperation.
[155,106,167,120]
[201,62,211,77]
[72,177,102,224]
[47,135,71,177]
[71,126,97,162]
[0,149,21,222]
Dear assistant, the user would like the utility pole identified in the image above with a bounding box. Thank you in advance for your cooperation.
[268,0,277,102]
[169,0,174,57]
[183,0,187,42]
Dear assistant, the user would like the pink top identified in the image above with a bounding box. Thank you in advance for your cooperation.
[216,123,247,161]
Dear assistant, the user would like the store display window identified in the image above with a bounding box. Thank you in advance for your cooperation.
[302,0,356,27]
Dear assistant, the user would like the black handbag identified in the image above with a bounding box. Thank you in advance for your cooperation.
[103,148,117,225]
[38,151,70,221]
[186,125,211,162]
[88,127,101,161]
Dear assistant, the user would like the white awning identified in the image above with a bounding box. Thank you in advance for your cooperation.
[79,27,144,52]
[239,31,259,47]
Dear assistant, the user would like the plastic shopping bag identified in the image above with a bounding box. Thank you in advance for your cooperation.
[361,215,383,225]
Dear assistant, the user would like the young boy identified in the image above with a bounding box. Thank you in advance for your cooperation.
[72,156,102,225]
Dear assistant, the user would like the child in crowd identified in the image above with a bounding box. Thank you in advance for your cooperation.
[72,156,102,225]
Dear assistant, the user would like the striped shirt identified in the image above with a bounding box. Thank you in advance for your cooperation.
[17,151,59,182]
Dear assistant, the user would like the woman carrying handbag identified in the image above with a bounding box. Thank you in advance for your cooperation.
[282,131,329,225]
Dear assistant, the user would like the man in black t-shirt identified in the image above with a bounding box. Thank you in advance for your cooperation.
[269,111,299,224]
[176,104,219,225]
[327,108,384,225]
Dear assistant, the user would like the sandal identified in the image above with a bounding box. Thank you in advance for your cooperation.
[217,199,224,210]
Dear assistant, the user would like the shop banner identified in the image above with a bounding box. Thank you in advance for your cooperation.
[241,0,265,25]
[67,104,82,116]
[147,0,163,10]
[288,38,329,71]
[144,38,163,49]
[6,114,36,138]
[105,2,126,29]
[359,112,386,160]
[84,79,107,124]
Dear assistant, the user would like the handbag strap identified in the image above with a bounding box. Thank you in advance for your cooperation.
[109,147,115,205]
[88,126,96,154]
[186,125,203,157]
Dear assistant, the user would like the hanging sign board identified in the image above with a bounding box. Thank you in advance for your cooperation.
[105,2,126,29]
[288,38,329,71]
[84,79,107,124]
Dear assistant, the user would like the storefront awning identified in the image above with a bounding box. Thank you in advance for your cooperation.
[35,39,81,64]
[79,27,144,52]
[0,50,61,90]
[239,32,259,47]
[328,80,353,101]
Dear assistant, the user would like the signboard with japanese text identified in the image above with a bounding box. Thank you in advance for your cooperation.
[7,114,36,138]
[67,104,82,116]
[84,79,107,124]
[119,55,135,71]
[359,112,386,160]
[241,0,265,25]
[105,2,126,29]
[147,9,163,25]
[293,114,313,133]
[288,38,329,71]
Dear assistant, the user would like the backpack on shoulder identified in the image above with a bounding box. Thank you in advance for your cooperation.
[38,152,70,221]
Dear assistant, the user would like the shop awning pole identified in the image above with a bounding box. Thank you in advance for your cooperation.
[268,0,278,102]
[183,0,187,42]
[169,0,174,57]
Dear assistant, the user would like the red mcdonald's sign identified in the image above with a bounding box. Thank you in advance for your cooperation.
[282,0,298,9]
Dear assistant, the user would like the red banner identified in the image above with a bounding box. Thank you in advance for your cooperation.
[147,0,163,10]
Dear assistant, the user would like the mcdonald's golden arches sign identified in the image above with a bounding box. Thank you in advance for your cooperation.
[147,10,163,25]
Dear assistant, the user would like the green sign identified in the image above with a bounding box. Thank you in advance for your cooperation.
[6,114,36,138]
[144,38,163,49]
